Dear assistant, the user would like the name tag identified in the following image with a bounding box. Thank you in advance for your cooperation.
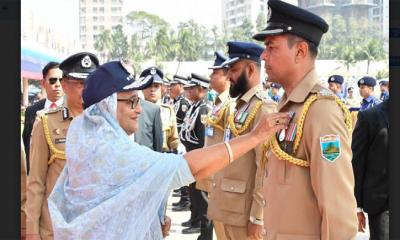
[55,138,66,144]
[206,127,214,137]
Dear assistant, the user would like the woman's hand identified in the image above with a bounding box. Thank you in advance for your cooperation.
[250,112,290,142]
[161,216,171,238]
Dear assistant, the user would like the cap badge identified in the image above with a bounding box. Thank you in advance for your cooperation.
[360,79,365,84]
[330,77,335,81]
[81,56,92,68]
[150,68,156,75]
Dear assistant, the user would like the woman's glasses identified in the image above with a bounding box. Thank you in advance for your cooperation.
[117,96,140,109]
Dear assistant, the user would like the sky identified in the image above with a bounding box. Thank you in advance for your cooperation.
[21,0,222,42]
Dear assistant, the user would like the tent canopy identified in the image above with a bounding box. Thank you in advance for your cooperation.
[21,42,66,80]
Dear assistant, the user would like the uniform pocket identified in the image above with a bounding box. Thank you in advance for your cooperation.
[218,178,247,214]
[221,178,247,193]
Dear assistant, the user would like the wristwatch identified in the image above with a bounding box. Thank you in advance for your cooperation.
[249,216,264,225]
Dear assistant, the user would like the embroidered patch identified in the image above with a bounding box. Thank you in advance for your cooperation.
[320,134,341,162]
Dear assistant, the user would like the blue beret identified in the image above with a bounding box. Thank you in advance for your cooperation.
[271,82,282,88]
[358,76,376,87]
[252,0,329,46]
[327,75,344,84]
[209,51,228,69]
[82,59,153,109]
[190,73,210,88]
[221,41,265,67]
[59,52,99,80]
[348,87,354,91]
[140,67,164,84]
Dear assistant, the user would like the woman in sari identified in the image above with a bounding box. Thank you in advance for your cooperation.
[48,60,289,239]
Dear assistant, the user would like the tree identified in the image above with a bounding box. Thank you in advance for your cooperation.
[230,17,255,42]
[341,45,356,73]
[256,11,267,32]
[94,30,112,62]
[110,25,129,59]
[126,11,169,42]
[356,39,386,74]
[176,20,208,61]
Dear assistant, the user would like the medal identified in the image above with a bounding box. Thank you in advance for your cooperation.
[278,129,285,142]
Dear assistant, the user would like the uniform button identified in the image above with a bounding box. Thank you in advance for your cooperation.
[230,187,234,191]
[212,183,216,187]
[263,200,266,206]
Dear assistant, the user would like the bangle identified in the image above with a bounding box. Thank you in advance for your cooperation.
[224,141,233,164]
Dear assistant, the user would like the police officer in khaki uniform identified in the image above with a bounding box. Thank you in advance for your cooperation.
[26,52,99,240]
[196,51,233,240]
[252,0,358,238]
[141,67,180,153]
[207,41,277,240]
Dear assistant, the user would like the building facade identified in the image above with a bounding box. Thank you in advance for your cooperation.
[79,0,124,52]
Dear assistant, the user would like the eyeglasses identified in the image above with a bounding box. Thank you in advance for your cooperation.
[48,77,62,84]
[117,96,140,109]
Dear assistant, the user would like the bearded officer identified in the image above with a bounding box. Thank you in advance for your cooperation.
[253,0,358,238]
[207,41,277,240]
[26,52,99,240]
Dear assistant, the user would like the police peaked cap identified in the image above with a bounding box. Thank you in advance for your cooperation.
[358,76,376,87]
[252,0,329,46]
[60,52,99,80]
[171,74,188,84]
[190,73,210,88]
[140,67,164,84]
[221,41,265,67]
[209,51,228,69]
[327,75,344,84]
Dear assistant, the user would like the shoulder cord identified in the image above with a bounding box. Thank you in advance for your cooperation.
[41,115,66,165]
[270,94,353,167]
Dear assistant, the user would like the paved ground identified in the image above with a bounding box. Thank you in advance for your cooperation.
[165,191,370,240]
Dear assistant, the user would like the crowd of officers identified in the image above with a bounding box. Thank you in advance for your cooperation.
[20,0,389,239]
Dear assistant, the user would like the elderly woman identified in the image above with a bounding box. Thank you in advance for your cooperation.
[48,60,289,240]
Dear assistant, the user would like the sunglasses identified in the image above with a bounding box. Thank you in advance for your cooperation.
[117,96,140,109]
[48,77,62,85]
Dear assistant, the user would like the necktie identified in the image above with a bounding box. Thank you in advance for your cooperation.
[50,102,57,109]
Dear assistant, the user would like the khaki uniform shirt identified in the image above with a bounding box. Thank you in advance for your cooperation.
[26,106,73,239]
[263,69,358,239]
[208,85,277,227]
[196,89,235,192]
[160,103,180,152]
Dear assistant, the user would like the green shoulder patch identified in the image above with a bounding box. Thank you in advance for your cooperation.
[320,134,341,162]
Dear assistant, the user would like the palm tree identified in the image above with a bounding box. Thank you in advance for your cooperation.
[94,30,112,63]
[358,39,386,74]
